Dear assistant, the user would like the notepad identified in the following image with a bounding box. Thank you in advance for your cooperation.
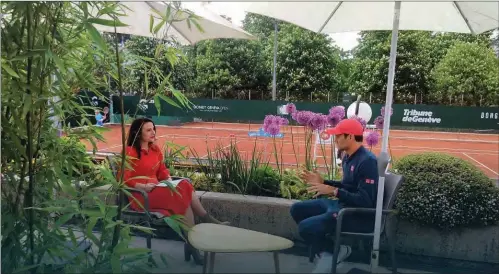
[156,179,183,188]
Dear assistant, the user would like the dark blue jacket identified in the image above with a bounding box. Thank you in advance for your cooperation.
[325,146,378,208]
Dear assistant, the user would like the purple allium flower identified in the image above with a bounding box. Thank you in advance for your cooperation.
[374,116,384,130]
[327,114,341,127]
[291,111,297,120]
[294,111,315,126]
[278,117,289,125]
[310,114,328,131]
[380,106,393,117]
[263,115,276,126]
[351,115,367,129]
[264,115,286,126]
[264,123,281,136]
[285,103,297,114]
[329,106,345,119]
[366,131,380,147]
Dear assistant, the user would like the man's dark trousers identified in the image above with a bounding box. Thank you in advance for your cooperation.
[290,198,343,257]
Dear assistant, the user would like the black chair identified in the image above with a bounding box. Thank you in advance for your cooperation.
[330,172,404,274]
[106,154,191,250]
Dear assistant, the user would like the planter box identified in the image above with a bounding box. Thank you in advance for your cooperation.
[198,191,499,264]
[394,219,499,264]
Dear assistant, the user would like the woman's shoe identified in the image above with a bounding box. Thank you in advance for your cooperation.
[184,242,204,265]
[200,213,230,225]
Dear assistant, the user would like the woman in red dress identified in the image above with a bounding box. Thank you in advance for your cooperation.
[119,117,227,265]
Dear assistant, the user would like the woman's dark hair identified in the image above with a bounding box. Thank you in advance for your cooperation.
[126,117,156,159]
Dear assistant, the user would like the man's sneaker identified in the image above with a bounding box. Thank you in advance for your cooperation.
[311,245,352,274]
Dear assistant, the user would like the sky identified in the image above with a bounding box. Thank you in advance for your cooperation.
[199,2,360,51]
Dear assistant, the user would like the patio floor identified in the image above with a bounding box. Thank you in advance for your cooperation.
[64,229,497,274]
[128,236,460,274]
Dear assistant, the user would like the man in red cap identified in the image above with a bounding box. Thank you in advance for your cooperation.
[290,118,379,273]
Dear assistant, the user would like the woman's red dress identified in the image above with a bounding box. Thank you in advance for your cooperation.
[119,144,194,216]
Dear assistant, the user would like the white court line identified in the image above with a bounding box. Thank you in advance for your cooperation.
[185,121,499,136]
[105,123,499,142]
[199,140,240,159]
[146,132,499,145]
[462,153,499,176]
[97,136,499,155]
[107,121,499,136]
[99,134,170,152]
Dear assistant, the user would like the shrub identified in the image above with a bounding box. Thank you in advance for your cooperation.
[393,152,499,230]
[279,169,314,200]
[249,166,281,197]
[190,172,226,193]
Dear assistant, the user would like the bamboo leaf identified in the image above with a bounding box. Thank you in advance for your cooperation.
[162,216,186,240]
[191,17,203,32]
[1,62,19,78]
[81,209,102,217]
[85,23,107,51]
[115,247,151,256]
[12,264,40,273]
[55,213,74,227]
[165,4,172,21]
[153,94,161,116]
[149,15,154,33]
[158,94,181,109]
[152,18,166,35]
[160,253,169,266]
[49,50,67,73]
[22,93,32,118]
[85,217,100,244]
[110,255,121,273]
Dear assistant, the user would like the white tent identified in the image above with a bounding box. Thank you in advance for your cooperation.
[93,1,255,45]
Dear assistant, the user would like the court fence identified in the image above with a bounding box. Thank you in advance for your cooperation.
[106,96,498,131]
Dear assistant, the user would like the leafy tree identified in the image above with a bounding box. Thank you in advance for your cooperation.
[349,30,493,104]
[431,42,499,106]
[189,38,269,99]
[270,23,344,101]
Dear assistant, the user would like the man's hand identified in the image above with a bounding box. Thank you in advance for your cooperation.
[299,170,324,186]
[307,184,337,198]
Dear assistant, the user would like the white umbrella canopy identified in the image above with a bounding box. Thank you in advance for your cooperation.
[93,1,255,45]
[246,1,498,34]
[245,1,498,273]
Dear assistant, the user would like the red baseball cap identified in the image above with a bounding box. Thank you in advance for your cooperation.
[325,119,364,136]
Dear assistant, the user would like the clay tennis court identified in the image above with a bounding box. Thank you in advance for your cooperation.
[81,122,499,179]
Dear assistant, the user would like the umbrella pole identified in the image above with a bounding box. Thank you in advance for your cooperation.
[272,20,278,101]
[371,1,401,273]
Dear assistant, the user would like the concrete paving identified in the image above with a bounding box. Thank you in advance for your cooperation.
[130,236,436,274]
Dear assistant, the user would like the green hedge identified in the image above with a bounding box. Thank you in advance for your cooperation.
[393,152,499,230]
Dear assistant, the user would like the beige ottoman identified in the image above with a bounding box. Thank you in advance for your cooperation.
[188,223,294,274]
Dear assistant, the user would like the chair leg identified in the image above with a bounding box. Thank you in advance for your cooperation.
[331,237,341,274]
[385,231,397,274]
[273,251,280,274]
[146,221,153,264]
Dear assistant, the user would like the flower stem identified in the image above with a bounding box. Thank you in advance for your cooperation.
[272,136,281,176]
[290,125,299,168]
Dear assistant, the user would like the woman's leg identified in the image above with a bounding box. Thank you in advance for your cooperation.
[189,191,229,225]
[184,206,196,227]
[189,192,208,217]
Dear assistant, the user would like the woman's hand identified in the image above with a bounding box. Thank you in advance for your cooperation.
[143,183,156,192]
